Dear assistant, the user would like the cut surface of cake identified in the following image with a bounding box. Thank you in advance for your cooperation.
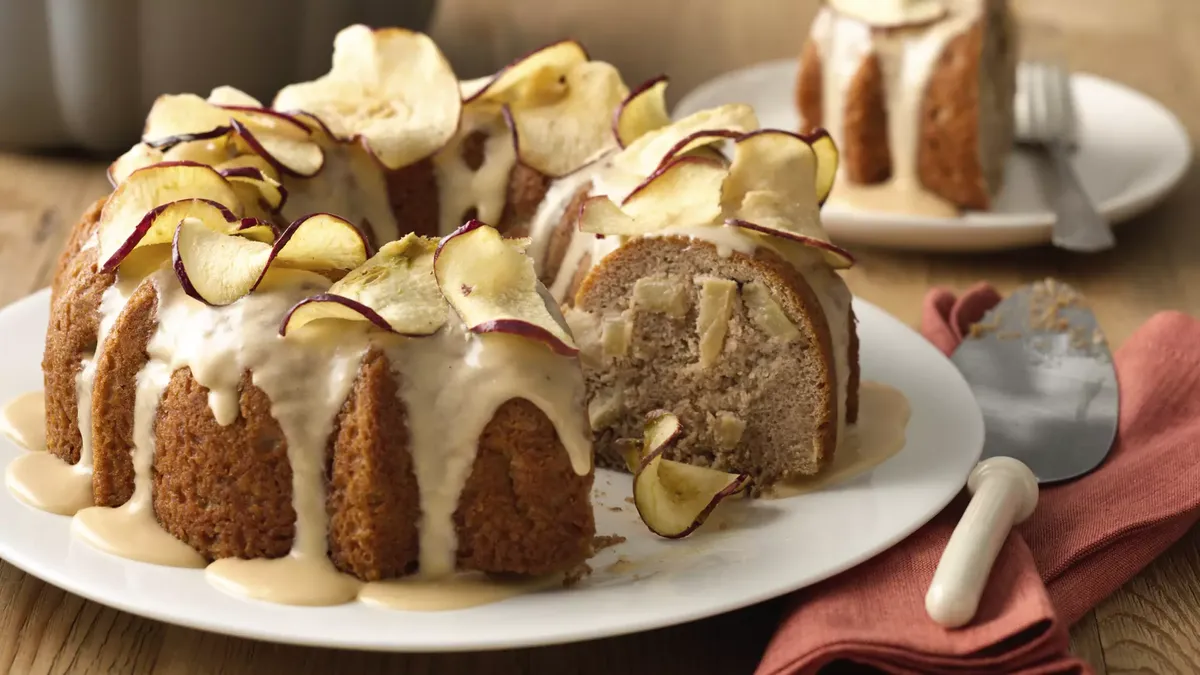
[795,0,1018,214]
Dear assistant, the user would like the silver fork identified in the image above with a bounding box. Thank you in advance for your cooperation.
[1015,62,1115,252]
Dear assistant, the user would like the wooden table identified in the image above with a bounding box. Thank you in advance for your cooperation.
[1,0,1198,672]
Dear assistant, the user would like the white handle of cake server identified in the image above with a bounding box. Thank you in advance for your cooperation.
[925,456,1039,628]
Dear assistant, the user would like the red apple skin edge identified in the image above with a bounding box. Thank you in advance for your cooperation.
[217,105,312,134]
[433,218,491,262]
[463,39,590,104]
[620,155,726,206]
[471,319,580,357]
[652,128,743,173]
[612,74,668,149]
[279,293,394,336]
[229,119,325,179]
[633,444,752,540]
[143,126,231,151]
[725,218,855,269]
[219,166,290,211]
[102,197,238,273]
[171,222,207,305]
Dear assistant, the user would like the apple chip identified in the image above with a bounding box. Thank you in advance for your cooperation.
[229,119,324,177]
[433,220,579,355]
[808,129,839,205]
[173,218,274,306]
[272,214,370,272]
[218,166,287,211]
[722,129,820,211]
[108,143,164,186]
[207,85,263,108]
[620,156,727,229]
[654,129,742,172]
[281,234,449,336]
[613,75,670,148]
[272,25,462,170]
[142,93,324,176]
[97,162,243,271]
[726,191,855,269]
[235,219,279,244]
[615,103,758,177]
[465,40,589,104]
[508,61,628,177]
[630,410,750,539]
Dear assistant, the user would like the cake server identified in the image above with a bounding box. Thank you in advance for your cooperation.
[925,280,1119,628]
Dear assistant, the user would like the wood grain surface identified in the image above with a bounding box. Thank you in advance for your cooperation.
[1,0,1198,672]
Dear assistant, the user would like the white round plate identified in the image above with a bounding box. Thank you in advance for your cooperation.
[674,59,1192,252]
[0,288,982,652]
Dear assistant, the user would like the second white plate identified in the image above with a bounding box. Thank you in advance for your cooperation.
[674,58,1192,252]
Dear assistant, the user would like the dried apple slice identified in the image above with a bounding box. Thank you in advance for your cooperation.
[207,85,263,108]
[465,40,589,104]
[230,118,323,177]
[654,129,742,171]
[272,213,370,272]
[631,410,750,539]
[281,234,448,337]
[722,129,819,209]
[508,61,628,177]
[235,218,279,244]
[218,166,287,211]
[613,75,670,148]
[615,103,758,177]
[173,217,273,305]
[806,129,839,205]
[103,198,241,273]
[97,162,243,271]
[433,220,579,355]
[143,93,323,176]
[621,156,727,227]
[173,212,367,306]
[272,25,462,170]
[108,143,164,186]
[726,190,855,269]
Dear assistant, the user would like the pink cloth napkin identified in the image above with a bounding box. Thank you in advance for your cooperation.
[755,283,1200,675]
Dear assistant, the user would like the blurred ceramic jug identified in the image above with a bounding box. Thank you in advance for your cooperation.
[0,0,436,153]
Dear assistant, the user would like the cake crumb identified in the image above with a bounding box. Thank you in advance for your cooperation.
[624,497,635,505]
[607,506,623,512]
[563,563,593,587]
[592,534,627,553]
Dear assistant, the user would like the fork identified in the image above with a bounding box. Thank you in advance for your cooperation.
[1015,62,1115,253]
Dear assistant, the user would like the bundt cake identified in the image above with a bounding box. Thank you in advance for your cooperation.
[27,20,866,600]
[795,0,1018,213]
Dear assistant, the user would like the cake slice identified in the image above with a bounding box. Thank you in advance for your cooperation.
[796,0,1017,212]
[549,110,860,492]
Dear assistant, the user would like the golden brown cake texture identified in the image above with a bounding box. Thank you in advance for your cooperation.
[574,237,841,485]
[795,0,1017,210]
[42,26,624,583]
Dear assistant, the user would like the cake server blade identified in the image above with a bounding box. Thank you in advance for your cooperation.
[952,280,1119,482]
[925,280,1119,628]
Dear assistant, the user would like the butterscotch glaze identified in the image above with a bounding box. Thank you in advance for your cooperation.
[0,391,45,452]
